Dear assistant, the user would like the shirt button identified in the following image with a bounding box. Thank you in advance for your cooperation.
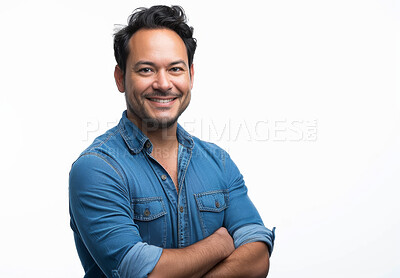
[144,208,151,217]
[215,201,220,208]
[161,174,167,181]
[145,141,151,149]
[179,206,184,213]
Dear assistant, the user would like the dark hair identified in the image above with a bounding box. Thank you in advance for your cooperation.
[113,5,197,75]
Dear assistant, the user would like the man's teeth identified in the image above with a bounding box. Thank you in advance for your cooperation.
[149,98,174,103]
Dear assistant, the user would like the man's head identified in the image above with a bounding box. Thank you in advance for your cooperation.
[113,6,197,131]
[114,5,197,78]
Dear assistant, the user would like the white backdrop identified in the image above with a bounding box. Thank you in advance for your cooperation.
[0,0,399,277]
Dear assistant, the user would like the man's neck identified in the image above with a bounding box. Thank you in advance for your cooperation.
[126,113,179,152]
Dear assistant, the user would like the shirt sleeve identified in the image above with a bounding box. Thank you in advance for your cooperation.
[69,153,162,278]
[221,151,275,255]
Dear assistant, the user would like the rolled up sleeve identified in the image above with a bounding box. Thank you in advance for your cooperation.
[232,224,275,254]
[118,242,162,278]
[69,153,161,277]
[221,151,275,255]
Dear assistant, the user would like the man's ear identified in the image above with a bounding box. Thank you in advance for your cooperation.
[190,63,194,89]
[114,65,125,93]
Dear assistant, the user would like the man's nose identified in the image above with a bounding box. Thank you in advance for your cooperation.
[153,70,172,92]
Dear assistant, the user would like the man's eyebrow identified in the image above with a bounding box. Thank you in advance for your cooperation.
[134,61,156,68]
[133,60,188,68]
[169,60,188,68]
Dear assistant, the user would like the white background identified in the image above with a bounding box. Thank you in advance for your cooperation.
[0,0,399,277]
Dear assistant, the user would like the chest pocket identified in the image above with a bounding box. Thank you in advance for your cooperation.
[132,197,167,248]
[194,190,229,237]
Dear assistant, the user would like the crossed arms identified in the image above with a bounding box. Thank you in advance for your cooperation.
[149,227,270,278]
[70,153,274,278]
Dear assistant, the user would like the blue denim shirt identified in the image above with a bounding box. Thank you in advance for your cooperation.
[69,111,275,278]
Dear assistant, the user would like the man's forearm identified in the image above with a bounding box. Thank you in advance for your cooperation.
[202,241,270,278]
[148,227,234,278]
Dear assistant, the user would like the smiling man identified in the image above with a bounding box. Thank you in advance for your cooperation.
[69,5,275,278]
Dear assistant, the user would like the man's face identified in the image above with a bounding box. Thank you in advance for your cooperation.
[115,28,194,131]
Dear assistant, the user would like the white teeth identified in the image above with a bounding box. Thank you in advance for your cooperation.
[149,98,174,103]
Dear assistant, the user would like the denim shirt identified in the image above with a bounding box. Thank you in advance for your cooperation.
[69,111,275,278]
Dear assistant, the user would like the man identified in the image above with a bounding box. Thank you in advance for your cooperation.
[69,5,275,278]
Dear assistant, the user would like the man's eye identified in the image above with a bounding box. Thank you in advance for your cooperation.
[138,68,152,73]
[170,67,183,72]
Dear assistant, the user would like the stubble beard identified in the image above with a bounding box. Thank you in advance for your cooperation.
[126,94,190,133]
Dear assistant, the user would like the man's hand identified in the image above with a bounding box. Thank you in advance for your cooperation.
[213,227,235,258]
[202,241,270,278]
[148,227,234,278]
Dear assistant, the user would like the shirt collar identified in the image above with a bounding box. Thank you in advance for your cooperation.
[118,110,194,154]
[176,122,195,149]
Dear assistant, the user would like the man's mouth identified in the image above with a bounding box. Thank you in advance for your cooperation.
[148,98,177,103]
